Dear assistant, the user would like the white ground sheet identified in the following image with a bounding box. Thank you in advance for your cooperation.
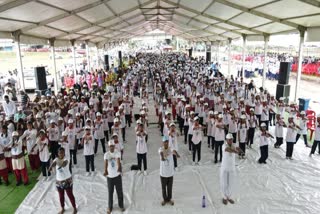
[16,97,320,214]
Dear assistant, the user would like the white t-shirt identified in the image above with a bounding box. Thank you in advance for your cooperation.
[215,121,225,141]
[55,158,71,181]
[260,131,271,146]
[169,132,178,151]
[159,146,174,177]
[136,132,147,154]
[82,135,94,156]
[286,122,297,142]
[314,122,320,141]
[238,123,248,143]
[192,126,202,144]
[59,141,70,159]
[104,151,121,178]
[37,138,50,162]
[298,118,307,135]
[47,127,59,141]
[275,119,285,138]
[65,127,76,150]
[221,144,236,172]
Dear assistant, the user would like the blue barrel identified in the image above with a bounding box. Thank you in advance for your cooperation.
[298,98,310,112]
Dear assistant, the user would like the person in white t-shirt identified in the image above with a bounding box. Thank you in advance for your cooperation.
[36,129,51,179]
[237,115,248,159]
[94,112,106,154]
[81,126,95,176]
[191,117,203,165]
[258,123,274,164]
[274,114,287,148]
[59,131,71,172]
[220,133,241,205]
[310,114,320,156]
[286,116,301,160]
[48,147,77,214]
[295,111,309,147]
[47,120,60,160]
[159,136,176,206]
[136,123,148,175]
[168,123,180,170]
[104,140,125,214]
[214,114,225,163]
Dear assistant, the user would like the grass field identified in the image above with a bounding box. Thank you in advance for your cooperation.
[0,157,41,214]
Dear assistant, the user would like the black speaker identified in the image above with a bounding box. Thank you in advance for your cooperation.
[165,39,171,45]
[104,54,109,70]
[276,84,290,102]
[118,51,122,67]
[278,62,291,84]
[206,52,211,63]
[188,48,192,57]
[34,66,48,91]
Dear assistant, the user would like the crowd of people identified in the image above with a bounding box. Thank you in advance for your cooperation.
[1,52,320,213]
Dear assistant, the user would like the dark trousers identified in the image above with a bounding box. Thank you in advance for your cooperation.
[207,136,212,148]
[104,131,109,142]
[275,137,283,147]
[137,153,147,171]
[173,154,177,168]
[192,142,201,162]
[49,141,59,160]
[108,122,114,134]
[239,142,246,156]
[76,138,83,149]
[269,112,275,125]
[258,145,268,163]
[256,114,261,126]
[188,134,193,151]
[57,187,76,209]
[231,133,237,144]
[178,116,183,133]
[160,176,173,202]
[70,149,77,166]
[247,128,255,145]
[125,114,131,127]
[296,134,308,146]
[94,138,106,154]
[184,126,189,143]
[214,141,223,162]
[160,122,164,135]
[122,128,126,142]
[85,155,95,172]
[311,140,320,154]
[286,142,295,158]
[40,161,51,177]
[107,175,124,211]
[211,137,215,150]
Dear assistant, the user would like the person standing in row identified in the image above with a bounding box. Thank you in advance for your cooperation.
[237,115,248,159]
[94,112,106,154]
[286,116,301,160]
[310,114,320,156]
[37,129,51,179]
[159,136,176,206]
[168,123,180,170]
[49,147,77,214]
[47,120,60,160]
[65,119,77,169]
[214,114,225,163]
[296,111,309,147]
[192,117,202,165]
[247,108,258,148]
[11,131,29,185]
[136,123,148,175]
[82,126,95,176]
[258,123,274,164]
[220,134,241,205]
[104,140,125,214]
[274,114,286,148]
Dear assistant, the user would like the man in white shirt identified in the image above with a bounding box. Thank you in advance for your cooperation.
[104,140,125,214]
[2,95,16,117]
[220,133,241,205]
[310,114,320,156]
[258,123,274,164]
[159,136,176,206]
[296,111,309,147]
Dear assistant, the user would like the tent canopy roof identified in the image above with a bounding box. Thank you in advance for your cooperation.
[1,0,320,46]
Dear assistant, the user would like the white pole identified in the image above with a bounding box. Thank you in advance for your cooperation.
[228,38,232,76]
[50,39,59,94]
[15,38,25,91]
[96,46,99,68]
[86,40,90,72]
[262,35,269,89]
[72,45,77,79]
[294,30,305,102]
[217,42,220,63]
[242,34,246,78]
[176,37,180,51]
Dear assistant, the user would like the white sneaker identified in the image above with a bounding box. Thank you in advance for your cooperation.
[86,172,90,176]
[189,151,192,155]
[175,167,179,171]
[192,162,196,166]
[143,171,148,176]
[198,162,202,166]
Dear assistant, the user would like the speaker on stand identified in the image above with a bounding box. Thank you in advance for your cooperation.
[276,62,291,102]
[104,54,109,70]
[188,48,192,57]
[34,66,48,95]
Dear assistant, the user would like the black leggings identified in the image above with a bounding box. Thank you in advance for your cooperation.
[184,126,189,143]
[137,153,147,171]
[269,112,275,125]
[85,155,95,172]
[214,141,223,162]
[41,161,51,177]
[239,142,246,156]
[125,114,131,127]
[192,142,201,162]
[247,128,255,145]
[296,134,308,146]
[94,138,106,154]
[275,137,283,147]
[188,134,193,151]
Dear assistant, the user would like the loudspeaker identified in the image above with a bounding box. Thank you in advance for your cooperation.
[206,52,211,63]
[34,66,48,91]
[278,62,291,84]
[188,48,192,57]
[276,84,290,102]
[165,39,171,45]
[104,54,109,70]
[118,51,122,67]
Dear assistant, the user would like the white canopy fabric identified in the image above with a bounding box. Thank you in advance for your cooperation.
[0,0,320,46]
